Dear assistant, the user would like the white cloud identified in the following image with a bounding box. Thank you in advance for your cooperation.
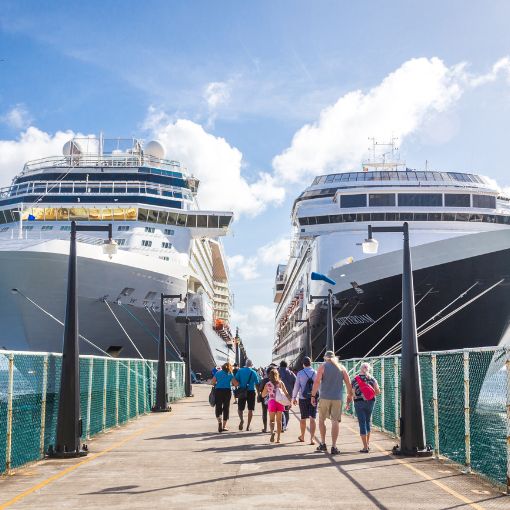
[0,127,78,185]
[257,237,291,266]
[272,56,510,183]
[228,235,290,281]
[469,57,510,87]
[145,110,285,217]
[204,81,231,109]
[272,57,464,183]
[1,104,33,130]
[227,254,259,280]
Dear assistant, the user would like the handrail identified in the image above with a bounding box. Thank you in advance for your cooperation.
[21,154,184,175]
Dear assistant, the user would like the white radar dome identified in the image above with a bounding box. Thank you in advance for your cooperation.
[62,140,83,156]
[144,140,166,160]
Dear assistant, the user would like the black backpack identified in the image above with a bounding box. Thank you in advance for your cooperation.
[302,370,314,399]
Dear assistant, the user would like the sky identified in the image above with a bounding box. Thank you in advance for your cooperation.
[1,1,510,365]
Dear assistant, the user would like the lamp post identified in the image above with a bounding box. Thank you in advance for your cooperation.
[309,272,337,355]
[234,327,240,366]
[49,221,117,458]
[362,222,431,457]
[293,319,312,360]
[176,295,204,397]
[152,293,185,412]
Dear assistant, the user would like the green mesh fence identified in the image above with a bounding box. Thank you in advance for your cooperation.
[313,347,509,489]
[0,351,185,475]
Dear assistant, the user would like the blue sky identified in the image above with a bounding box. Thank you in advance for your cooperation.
[1,1,510,364]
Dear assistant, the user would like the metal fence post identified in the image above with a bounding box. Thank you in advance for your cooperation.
[39,355,49,458]
[380,359,385,431]
[150,361,155,408]
[463,351,471,473]
[86,358,93,440]
[126,360,131,419]
[505,347,510,495]
[394,355,399,437]
[115,360,119,426]
[5,353,14,473]
[431,354,439,458]
[135,361,139,417]
[102,358,108,431]
[143,362,147,413]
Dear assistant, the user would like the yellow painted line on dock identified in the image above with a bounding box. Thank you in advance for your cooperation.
[345,425,486,510]
[0,414,167,510]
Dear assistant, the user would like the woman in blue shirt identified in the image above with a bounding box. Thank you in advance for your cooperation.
[211,363,237,432]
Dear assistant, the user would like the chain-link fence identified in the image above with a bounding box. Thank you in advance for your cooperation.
[0,351,185,475]
[314,346,509,491]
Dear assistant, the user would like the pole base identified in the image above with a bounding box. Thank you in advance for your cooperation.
[47,444,88,458]
[151,406,172,413]
[392,444,433,457]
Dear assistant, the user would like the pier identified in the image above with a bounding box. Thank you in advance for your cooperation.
[0,348,509,509]
[0,384,508,509]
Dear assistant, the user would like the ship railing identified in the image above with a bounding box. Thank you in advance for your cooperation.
[1,180,192,201]
[0,350,185,475]
[312,345,510,492]
[20,154,183,175]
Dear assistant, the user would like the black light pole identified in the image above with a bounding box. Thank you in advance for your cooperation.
[176,295,203,398]
[234,327,240,366]
[363,223,431,457]
[49,221,116,458]
[153,293,182,412]
[184,317,192,397]
[309,272,337,356]
[295,318,312,360]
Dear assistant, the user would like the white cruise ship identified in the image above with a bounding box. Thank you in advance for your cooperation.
[273,153,510,366]
[0,136,236,376]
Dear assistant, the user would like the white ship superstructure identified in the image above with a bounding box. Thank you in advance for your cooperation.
[0,136,235,376]
[274,157,510,365]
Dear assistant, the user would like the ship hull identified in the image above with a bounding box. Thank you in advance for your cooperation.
[0,245,231,377]
[274,246,510,366]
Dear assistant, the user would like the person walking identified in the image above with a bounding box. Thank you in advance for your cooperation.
[257,367,271,433]
[234,359,260,431]
[211,362,237,433]
[278,360,296,432]
[310,351,353,455]
[292,356,317,445]
[261,368,292,444]
[349,362,380,452]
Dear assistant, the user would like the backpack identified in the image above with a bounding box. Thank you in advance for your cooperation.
[355,375,376,401]
[302,369,314,399]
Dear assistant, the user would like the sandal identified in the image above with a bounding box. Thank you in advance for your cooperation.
[298,436,305,442]
[359,448,369,453]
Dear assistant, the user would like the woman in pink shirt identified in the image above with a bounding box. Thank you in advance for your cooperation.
[261,368,292,443]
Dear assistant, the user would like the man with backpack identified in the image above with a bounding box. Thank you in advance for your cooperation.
[234,359,260,431]
[292,357,317,444]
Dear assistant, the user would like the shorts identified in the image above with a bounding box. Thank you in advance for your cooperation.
[299,398,317,420]
[267,399,285,413]
[318,398,343,422]
[237,390,256,411]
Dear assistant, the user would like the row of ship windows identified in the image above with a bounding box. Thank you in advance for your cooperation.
[337,193,495,209]
[298,212,510,226]
[312,171,484,185]
[5,224,176,236]
[0,207,230,229]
